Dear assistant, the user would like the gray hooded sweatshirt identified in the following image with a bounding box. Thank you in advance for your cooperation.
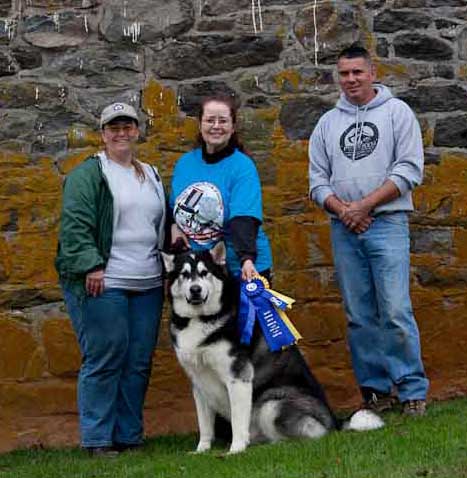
[309,84,423,215]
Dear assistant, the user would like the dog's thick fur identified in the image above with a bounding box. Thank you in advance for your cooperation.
[162,243,382,454]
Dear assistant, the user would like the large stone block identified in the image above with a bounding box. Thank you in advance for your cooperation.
[25,0,98,7]
[288,301,346,344]
[394,0,467,6]
[0,80,69,111]
[298,340,357,409]
[149,35,283,80]
[177,81,237,117]
[414,266,467,289]
[100,0,194,44]
[0,380,76,415]
[279,96,334,140]
[0,315,43,379]
[459,27,467,60]
[10,44,42,70]
[21,11,92,48]
[0,415,79,453]
[399,85,467,113]
[0,49,16,76]
[75,88,140,121]
[0,159,61,300]
[434,114,467,148]
[415,153,467,221]
[0,0,11,16]
[234,8,290,36]
[394,33,453,61]
[47,45,144,88]
[269,220,334,270]
[435,0,467,4]
[294,1,357,65]
[275,267,340,308]
[374,9,432,33]
[42,317,80,377]
[196,18,235,33]
[201,0,312,16]
[0,110,38,143]
[238,66,336,98]
[410,227,453,255]
[238,107,276,152]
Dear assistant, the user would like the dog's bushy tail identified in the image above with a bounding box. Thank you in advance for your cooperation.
[341,409,384,431]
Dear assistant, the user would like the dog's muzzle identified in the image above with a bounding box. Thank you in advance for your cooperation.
[187,284,207,305]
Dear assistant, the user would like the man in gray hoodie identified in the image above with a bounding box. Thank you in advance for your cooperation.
[308,44,429,416]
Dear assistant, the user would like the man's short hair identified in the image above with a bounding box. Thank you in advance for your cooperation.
[337,44,372,63]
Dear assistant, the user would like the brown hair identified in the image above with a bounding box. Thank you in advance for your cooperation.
[196,95,247,153]
[338,43,373,64]
[131,157,146,183]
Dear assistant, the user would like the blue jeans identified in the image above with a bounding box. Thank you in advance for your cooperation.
[63,287,163,447]
[331,213,429,402]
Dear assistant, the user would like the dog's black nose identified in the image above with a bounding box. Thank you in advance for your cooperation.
[190,284,202,297]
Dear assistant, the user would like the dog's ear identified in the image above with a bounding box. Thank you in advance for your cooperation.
[161,251,175,273]
[210,241,226,266]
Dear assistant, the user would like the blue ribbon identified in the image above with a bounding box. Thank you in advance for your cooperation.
[238,278,297,352]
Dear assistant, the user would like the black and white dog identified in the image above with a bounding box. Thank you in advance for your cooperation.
[162,243,383,454]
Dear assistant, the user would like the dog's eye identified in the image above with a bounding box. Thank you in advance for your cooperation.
[199,270,208,278]
[182,271,191,279]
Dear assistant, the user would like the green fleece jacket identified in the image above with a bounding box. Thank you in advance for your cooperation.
[55,155,114,297]
[56,154,166,298]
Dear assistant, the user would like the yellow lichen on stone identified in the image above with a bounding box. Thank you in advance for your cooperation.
[458,64,467,79]
[274,70,302,92]
[0,237,12,282]
[67,125,102,149]
[421,124,434,148]
[141,79,198,160]
[0,151,29,168]
[375,61,409,81]
[0,158,62,287]
[42,319,80,376]
[142,79,178,122]
[416,153,467,219]
[453,228,467,266]
[58,149,98,175]
[0,316,39,380]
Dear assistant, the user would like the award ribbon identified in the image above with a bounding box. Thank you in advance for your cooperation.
[238,275,302,352]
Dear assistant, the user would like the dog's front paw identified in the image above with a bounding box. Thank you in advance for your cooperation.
[228,440,248,454]
[195,440,212,453]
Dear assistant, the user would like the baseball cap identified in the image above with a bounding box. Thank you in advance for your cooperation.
[100,102,139,128]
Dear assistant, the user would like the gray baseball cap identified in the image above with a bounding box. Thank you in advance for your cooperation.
[100,102,139,128]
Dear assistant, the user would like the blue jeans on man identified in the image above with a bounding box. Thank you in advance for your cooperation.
[331,212,429,402]
[63,287,163,448]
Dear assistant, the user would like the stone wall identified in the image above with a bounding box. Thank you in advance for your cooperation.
[1,0,467,452]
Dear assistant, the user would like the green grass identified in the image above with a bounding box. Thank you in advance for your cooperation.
[1,399,466,478]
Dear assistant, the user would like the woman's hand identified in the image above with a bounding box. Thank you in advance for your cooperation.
[171,224,190,252]
[86,269,105,297]
[241,259,257,281]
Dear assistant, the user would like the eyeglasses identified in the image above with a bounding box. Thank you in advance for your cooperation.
[104,124,137,134]
[201,117,232,127]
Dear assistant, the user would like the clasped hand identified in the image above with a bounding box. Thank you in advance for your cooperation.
[339,200,373,234]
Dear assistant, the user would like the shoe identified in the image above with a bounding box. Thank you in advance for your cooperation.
[402,399,426,416]
[86,446,120,458]
[361,389,398,413]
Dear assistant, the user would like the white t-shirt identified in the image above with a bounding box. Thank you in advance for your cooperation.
[100,154,164,290]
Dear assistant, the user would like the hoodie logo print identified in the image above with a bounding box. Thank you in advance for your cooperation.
[340,122,379,161]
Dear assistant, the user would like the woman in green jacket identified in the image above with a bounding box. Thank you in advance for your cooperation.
[55,102,166,456]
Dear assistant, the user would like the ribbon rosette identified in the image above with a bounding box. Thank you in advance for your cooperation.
[238,275,302,352]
